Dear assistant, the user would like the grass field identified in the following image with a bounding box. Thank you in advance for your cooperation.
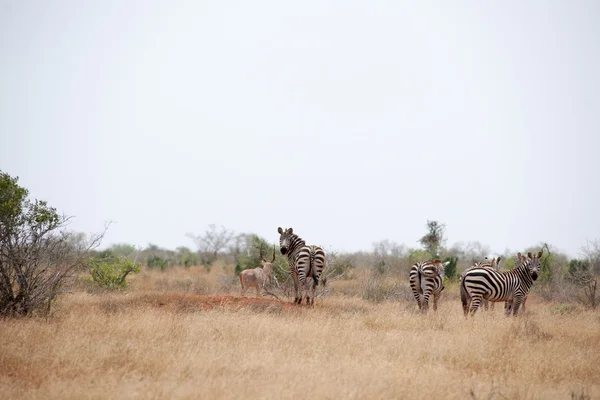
[1,266,599,399]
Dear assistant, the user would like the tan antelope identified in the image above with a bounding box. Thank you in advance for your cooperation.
[239,244,276,297]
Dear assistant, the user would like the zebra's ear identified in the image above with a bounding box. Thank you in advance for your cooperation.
[442,261,450,267]
[277,227,283,234]
[288,227,293,234]
[517,252,522,260]
[537,250,543,258]
[497,256,502,264]
[527,252,533,258]
[432,259,441,263]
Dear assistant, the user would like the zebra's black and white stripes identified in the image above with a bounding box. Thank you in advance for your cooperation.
[409,259,449,312]
[459,257,502,311]
[277,227,326,305]
[461,250,542,316]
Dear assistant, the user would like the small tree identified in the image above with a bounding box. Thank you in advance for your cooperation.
[0,171,104,316]
[186,224,234,263]
[89,254,140,290]
[419,220,445,259]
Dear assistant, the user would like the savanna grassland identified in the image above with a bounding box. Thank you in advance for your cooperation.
[1,266,599,400]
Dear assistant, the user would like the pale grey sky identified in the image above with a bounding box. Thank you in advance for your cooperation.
[1,1,599,257]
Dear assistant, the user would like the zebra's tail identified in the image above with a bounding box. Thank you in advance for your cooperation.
[460,275,469,316]
[310,251,319,286]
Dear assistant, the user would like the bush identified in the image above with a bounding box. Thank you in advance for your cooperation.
[147,255,169,271]
[443,256,458,280]
[0,171,103,316]
[89,255,140,290]
[326,253,355,281]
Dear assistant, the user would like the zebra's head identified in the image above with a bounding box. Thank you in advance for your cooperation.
[525,250,543,281]
[277,227,293,255]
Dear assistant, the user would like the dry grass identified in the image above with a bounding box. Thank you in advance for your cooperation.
[1,267,599,399]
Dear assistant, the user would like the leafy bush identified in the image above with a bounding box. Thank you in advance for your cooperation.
[568,259,591,281]
[147,255,169,271]
[443,256,458,280]
[89,255,140,290]
[326,253,355,281]
[0,171,102,316]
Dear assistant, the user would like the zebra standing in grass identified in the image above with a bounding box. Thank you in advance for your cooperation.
[459,257,502,311]
[409,259,450,313]
[277,227,326,305]
[461,250,542,317]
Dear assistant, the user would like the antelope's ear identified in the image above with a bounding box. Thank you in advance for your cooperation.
[288,227,293,234]
[537,250,543,258]
[278,227,283,234]
[527,252,533,258]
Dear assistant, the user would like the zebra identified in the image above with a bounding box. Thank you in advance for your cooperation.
[277,227,326,305]
[461,250,542,316]
[459,257,502,311]
[409,259,450,313]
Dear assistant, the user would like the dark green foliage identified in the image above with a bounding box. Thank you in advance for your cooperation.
[147,255,169,271]
[234,262,243,276]
[443,256,458,280]
[0,171,101,316]
[89,254,140,290]
[568,259,591,283]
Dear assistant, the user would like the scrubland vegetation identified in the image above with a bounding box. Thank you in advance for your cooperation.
[2,171,600,399]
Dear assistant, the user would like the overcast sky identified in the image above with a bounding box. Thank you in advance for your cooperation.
[1,1,599,257]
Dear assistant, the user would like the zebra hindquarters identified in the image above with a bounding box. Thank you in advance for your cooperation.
[460,278,470,316]
[306,246,325,305]
[294,247,312,305]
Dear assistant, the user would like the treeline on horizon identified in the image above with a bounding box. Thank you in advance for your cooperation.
[87,222,600,284]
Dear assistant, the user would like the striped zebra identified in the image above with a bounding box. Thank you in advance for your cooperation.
[409,259,450,313]
[459,257,502,311]
[277,227,326,305]
[461,250,542,316]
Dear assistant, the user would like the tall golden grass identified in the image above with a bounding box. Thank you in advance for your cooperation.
[1,266,598,399]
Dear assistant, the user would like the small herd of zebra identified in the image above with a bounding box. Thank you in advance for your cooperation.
[276,226,542,316]
[410,251,542,316]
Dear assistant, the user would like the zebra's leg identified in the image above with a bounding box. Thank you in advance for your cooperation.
[310,277,317,306]
[433,292,440,311]
[469,295,483,316]
[512,297,523,316]
[292,273,301,304]
[304,278,311,305]
[411,287,422,310]
[504,300,513,316]
[490,302,495,311]
[484,299,489,311]
[460,284,470,317]
[421,290,431,313]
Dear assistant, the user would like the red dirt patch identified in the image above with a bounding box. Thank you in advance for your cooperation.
[117,292,297,313]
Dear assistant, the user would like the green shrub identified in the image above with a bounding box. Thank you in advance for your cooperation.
[147,255,169,271]
[443,255,458,280]
[89,255,140,290]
